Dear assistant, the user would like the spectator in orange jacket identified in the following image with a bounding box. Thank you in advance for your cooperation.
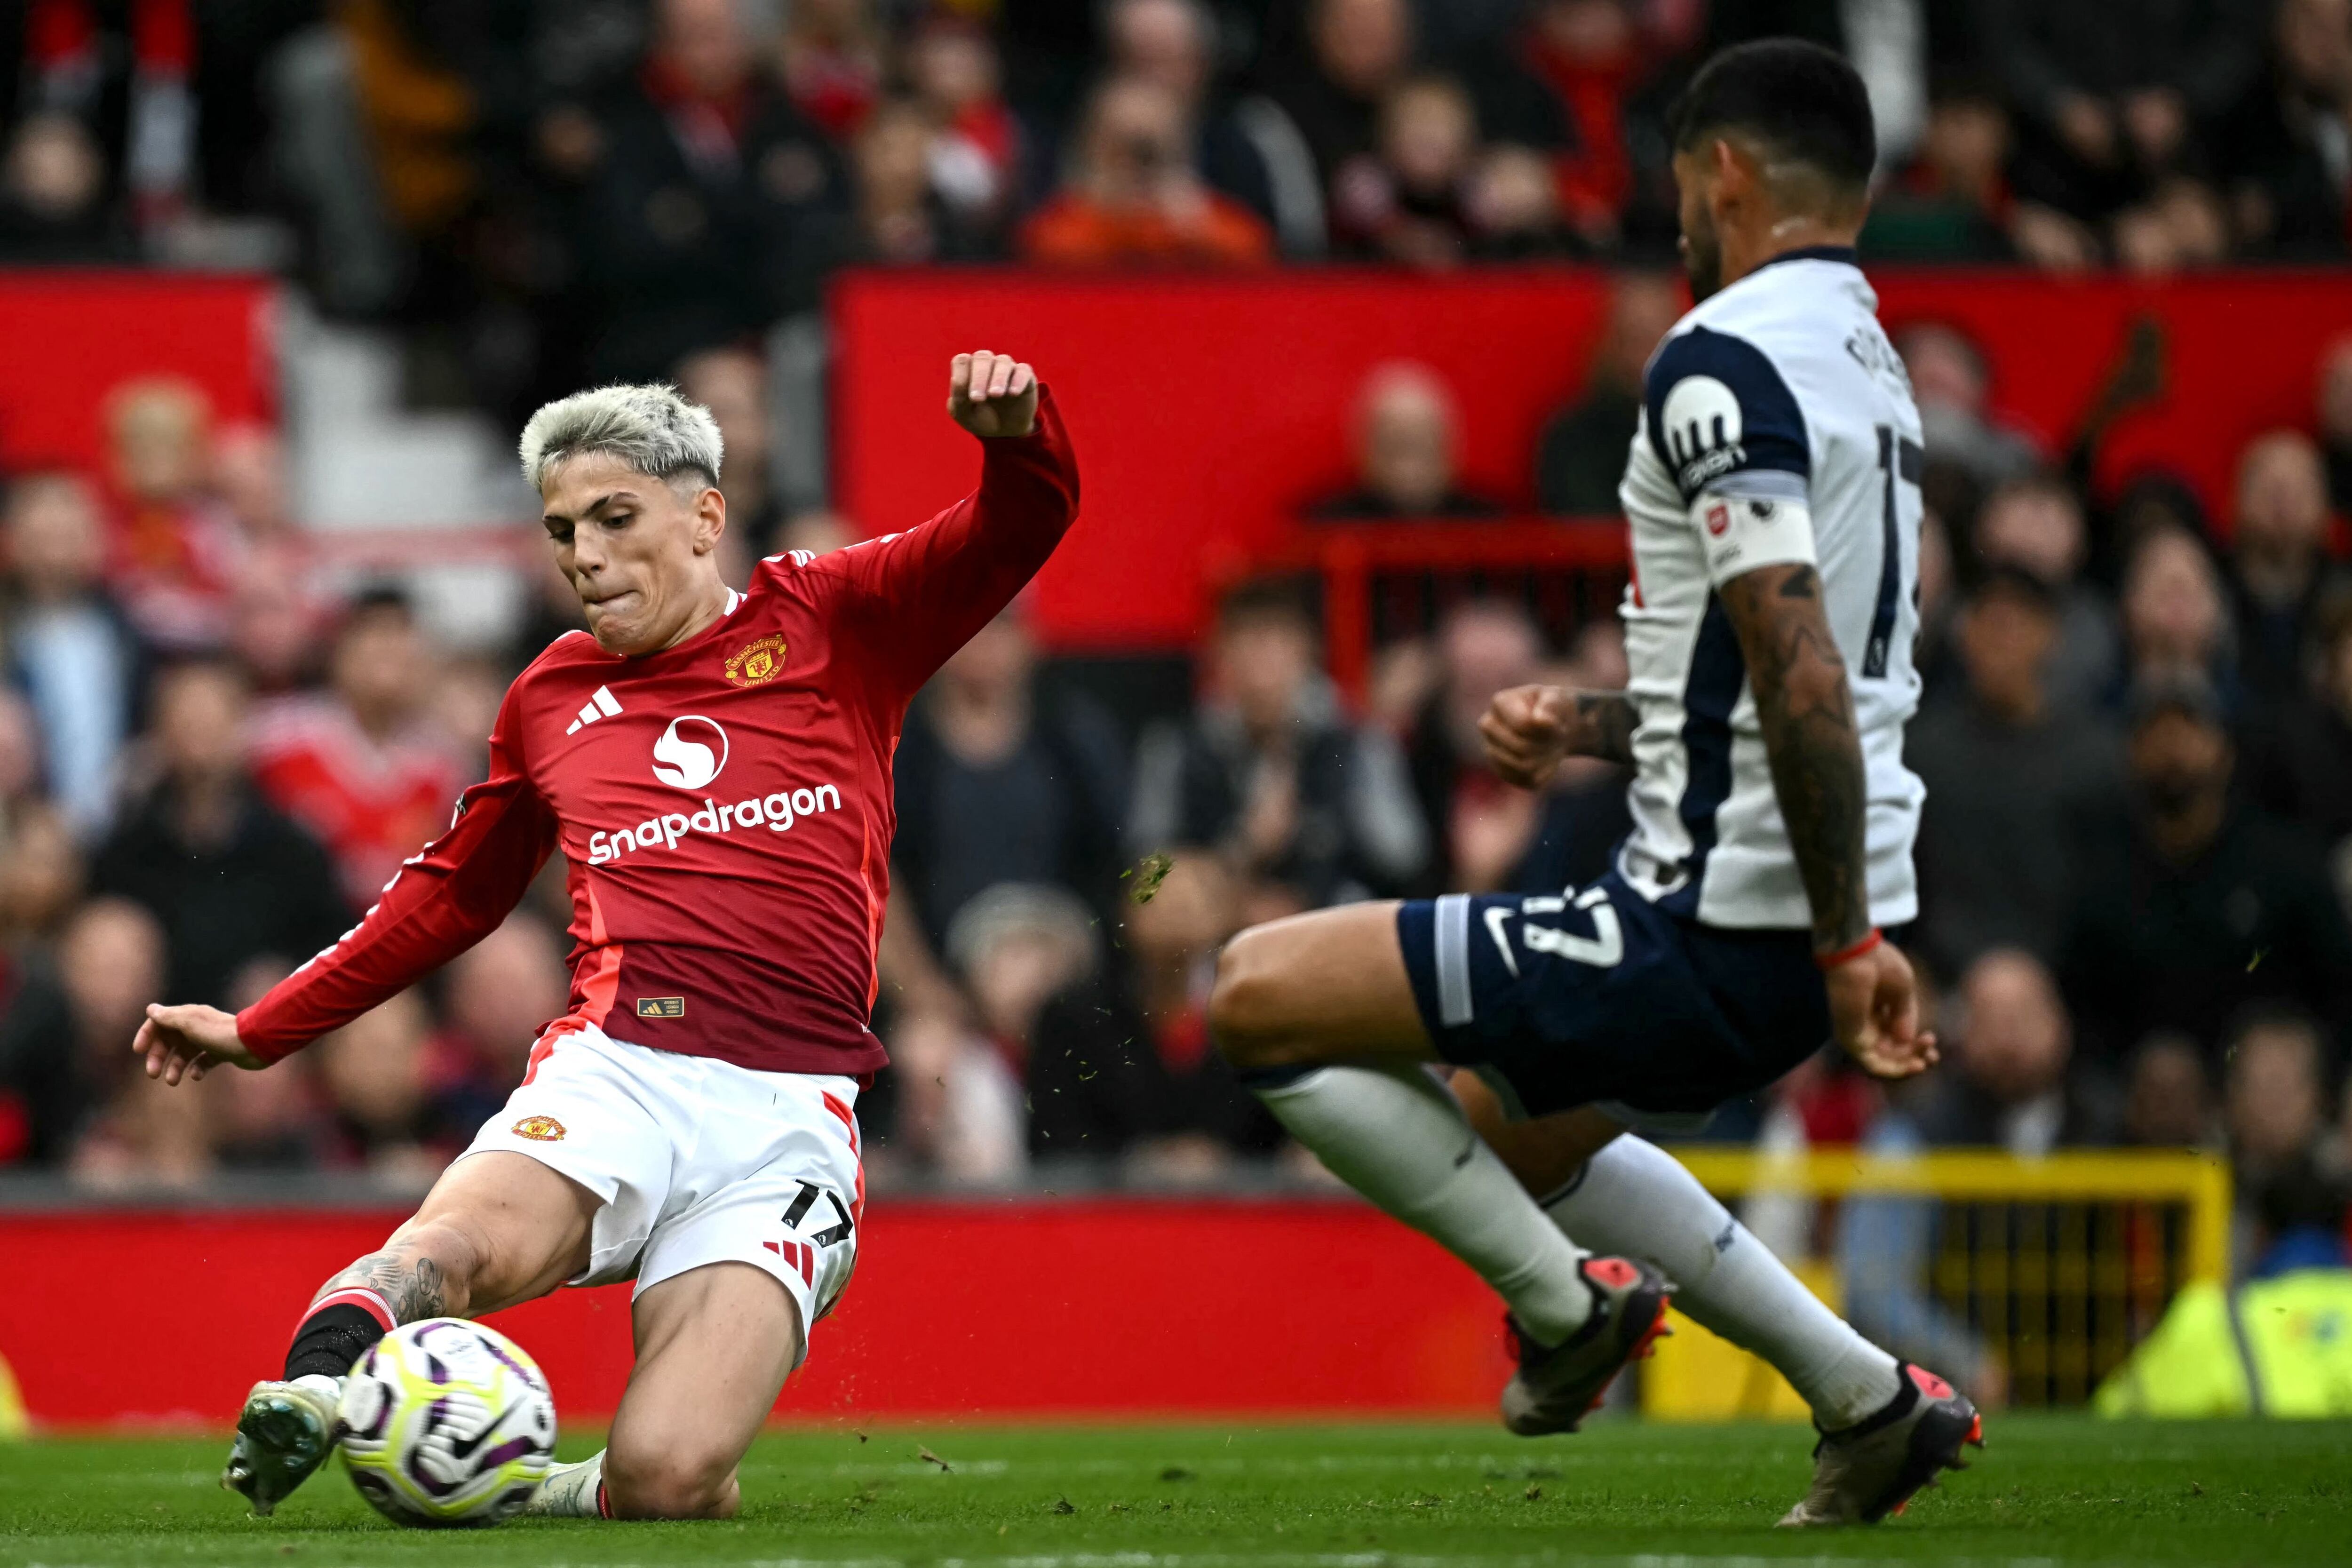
[1020,77,1273,268]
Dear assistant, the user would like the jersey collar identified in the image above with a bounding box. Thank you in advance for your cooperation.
[1755,244,1859,272]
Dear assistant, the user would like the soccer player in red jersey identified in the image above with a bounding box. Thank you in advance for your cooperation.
[132,350,1077,1521]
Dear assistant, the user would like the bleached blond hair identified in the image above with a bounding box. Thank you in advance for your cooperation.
[517,382,723,493]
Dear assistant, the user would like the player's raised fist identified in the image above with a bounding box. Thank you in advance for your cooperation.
[135,1001,264,1086]
[1480,683,1574,789]
[947,350,1039,438]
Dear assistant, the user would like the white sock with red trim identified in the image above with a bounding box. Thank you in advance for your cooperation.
[1251,1063,1595,1344]
[1540,1135,1900,1426]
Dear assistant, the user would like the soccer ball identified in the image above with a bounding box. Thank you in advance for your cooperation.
[336,1318,557,1527]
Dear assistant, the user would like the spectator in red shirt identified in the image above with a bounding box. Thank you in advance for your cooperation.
[906,15,1023,231]
[1020,77,1274,267]
[248,587,471,909]
[103,376,245,653]
[777,0,884,142]
[1467,0,1653,250]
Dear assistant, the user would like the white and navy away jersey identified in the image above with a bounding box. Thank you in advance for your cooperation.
[1613,246,1925,931]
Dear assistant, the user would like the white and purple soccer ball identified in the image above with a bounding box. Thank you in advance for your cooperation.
[336,1318,557,1527]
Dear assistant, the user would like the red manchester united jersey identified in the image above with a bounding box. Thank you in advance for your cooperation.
[237,391,1081,1075]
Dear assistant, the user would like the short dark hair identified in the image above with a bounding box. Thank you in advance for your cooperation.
[1667,39,1875,194]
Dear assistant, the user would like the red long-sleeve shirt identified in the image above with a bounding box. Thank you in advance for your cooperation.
[237,391,1081,1075]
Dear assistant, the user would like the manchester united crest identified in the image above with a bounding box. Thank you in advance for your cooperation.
[511,1114,566,1142]
[725,633,787,686]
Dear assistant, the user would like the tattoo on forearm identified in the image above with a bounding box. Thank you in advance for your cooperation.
[326,1250,453,1323]
[1719,563,1872,953]
[1572,691,1637,766]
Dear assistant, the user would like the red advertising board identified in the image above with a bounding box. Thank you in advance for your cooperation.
[834,268,2352,652]
[1,1199,1506,1428]
[0,271,274,470]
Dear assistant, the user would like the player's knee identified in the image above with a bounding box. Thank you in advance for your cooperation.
[604,1446,740,1520]
[1208,927,1287,1067]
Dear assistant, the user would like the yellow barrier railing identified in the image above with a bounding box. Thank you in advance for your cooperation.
[1642,1148,2233,1417]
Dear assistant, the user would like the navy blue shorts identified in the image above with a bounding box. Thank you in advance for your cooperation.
[1396,870,1832,1124]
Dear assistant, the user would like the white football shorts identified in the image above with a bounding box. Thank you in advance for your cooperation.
[457,1020,863,1366]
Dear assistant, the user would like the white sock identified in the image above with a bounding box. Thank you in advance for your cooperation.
[1541,1135,1900,1427]
[1254,1064,1594,1344]
[524,1450,606,1518]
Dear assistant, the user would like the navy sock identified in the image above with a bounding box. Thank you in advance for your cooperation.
[284,1302,390,1383]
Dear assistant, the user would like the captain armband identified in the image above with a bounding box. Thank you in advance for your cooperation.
[1692,485,1816,589]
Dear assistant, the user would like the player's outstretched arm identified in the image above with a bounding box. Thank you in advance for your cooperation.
[134,1003,263,1085]
[1479,685,1636,787]
[1718,561,1937,1081]
[204,693,559,1073]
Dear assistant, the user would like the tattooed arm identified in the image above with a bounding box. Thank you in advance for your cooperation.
[1716,562,1870,954]
[1719,560,1937,1079]
[1480,686,1637,786]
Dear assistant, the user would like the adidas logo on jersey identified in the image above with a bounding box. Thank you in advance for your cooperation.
[566,685,622,735]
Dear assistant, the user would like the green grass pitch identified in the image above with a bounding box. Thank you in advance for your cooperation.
[2,1417,2344,1567]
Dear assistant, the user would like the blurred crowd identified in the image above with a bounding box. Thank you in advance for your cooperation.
[0,0,2350,421]
[0,292,2348,1242]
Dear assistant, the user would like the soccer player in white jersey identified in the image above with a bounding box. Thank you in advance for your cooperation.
[1211,40,1980,1526]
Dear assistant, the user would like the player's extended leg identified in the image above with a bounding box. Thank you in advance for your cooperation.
[1454,1077,1981,1523]
[225,1153,597,1516]
[558,1263,809,1520]
[1454,1079,1906,1422]
[1211,904,1670,1423]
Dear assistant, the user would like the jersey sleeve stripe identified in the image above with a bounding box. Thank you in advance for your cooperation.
[1660,595,1748,917]
[1701,469,1808,503]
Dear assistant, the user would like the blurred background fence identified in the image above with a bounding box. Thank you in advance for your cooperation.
[1646,1151,2232,1417]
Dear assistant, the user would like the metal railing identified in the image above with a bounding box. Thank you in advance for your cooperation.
[1647,1148,2233,1416]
